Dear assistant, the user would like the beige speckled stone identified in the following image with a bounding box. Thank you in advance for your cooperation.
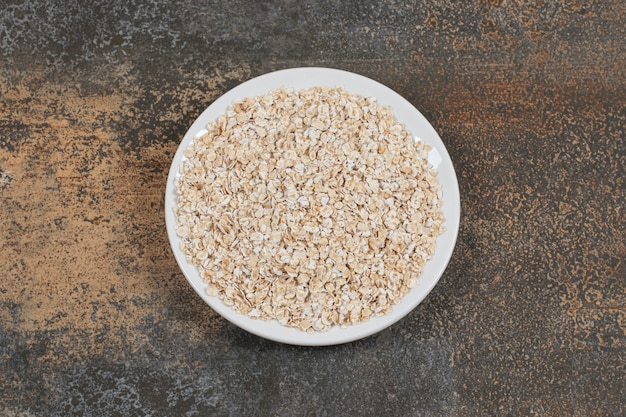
[0,0,624,415]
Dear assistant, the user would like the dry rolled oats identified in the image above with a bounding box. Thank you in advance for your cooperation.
[174,86,444,333]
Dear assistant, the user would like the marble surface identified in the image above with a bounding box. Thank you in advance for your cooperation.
[1,1,624,415]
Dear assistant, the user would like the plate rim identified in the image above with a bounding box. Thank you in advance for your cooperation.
[165,67,460,346]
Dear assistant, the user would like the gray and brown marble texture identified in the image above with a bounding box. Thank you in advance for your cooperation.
[1,1,624,416]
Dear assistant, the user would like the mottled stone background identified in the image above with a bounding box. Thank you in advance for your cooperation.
[1,0,624,416]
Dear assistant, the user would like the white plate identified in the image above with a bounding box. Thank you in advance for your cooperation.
[165,67,460,346]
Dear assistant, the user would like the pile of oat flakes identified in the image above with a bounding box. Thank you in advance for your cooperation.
[174,86,444,332]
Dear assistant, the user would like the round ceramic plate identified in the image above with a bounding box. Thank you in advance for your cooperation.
[165,67,460,346]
